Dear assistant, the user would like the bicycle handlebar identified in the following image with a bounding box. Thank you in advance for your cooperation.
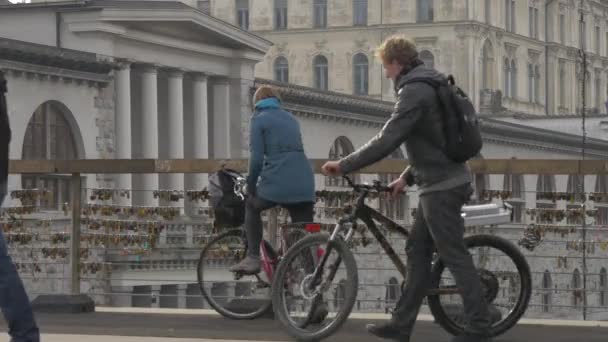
[342,175,393,194]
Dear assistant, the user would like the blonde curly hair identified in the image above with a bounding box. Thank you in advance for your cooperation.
[375,34,419,66]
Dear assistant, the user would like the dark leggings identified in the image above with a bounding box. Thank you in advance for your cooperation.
[245,195,314,257]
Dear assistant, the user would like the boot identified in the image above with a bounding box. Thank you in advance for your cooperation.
[366,322,411,341]
[229,255,261,275]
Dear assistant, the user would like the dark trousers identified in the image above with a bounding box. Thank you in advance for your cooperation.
[0,192,40,342]
[245,195,314,257]
[391,184,490,334]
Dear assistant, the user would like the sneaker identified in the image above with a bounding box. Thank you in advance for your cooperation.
[450,333,492,342]
[366,323,410,341]
[228,256,261,275]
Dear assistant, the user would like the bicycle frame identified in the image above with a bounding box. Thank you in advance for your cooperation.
[318,190,461,297]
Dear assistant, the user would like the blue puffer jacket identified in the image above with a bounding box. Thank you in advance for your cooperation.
[247,97,315,204]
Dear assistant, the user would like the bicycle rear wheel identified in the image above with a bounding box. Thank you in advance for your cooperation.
[427,234,532,337]
[197,228,272,320]
[271,233,358,341]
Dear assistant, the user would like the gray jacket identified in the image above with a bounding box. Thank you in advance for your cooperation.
[339,64,471,195]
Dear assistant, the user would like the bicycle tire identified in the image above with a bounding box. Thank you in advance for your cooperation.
[427,234,532,337]
[271,233,358,341]
[197,228,272,320]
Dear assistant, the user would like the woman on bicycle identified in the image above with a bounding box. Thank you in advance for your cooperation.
[229,86,316,275]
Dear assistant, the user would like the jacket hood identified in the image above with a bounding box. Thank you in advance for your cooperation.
[255,97,281,111]
[395,63,447,91]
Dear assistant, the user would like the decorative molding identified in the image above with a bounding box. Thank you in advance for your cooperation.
[0,59,111,85]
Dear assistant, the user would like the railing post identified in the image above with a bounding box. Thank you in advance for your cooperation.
[70,172,82,295]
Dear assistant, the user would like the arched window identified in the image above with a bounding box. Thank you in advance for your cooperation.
[600,268,608,307]
[333,279,347,310]
[313,55,329,90]
[536,175,556,223]
[572,269,582,307]
[595,175,608,225]
[542,270,552,313]
[419,50,435,69]
[327,137,355,187]
[274,56,289,83]
[503,173,525,222]
[481,40,494,90]
[510,59,517,98]
[503,58,510,97]
[353,53,369,96]
[22,101,80,210]
[379,149,406,221]
[385,277,400,312]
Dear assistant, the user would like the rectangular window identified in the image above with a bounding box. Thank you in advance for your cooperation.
[417,0,434,22]
[313,0,327,28]
[505,0,511,31]
[511,1,516,32]
[236,0,249,30]
[559,14,565,44]
[534,8,539,39]
[559,60,566,107]
[580,19,586,49]
[596,26,601,54]
[529,7,539,38]
[353,0,368,26]
[274,0,288,30]
[485,0,491,24]
[197,0,210,14]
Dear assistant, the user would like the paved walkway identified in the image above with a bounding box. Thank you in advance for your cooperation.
[2,308,607,342]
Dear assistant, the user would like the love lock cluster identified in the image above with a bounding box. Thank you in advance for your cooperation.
[187,189,210,202]
[481,190,513,201]
[50,232,70,244]
[525,207,598,223]
[83,204,180,220]
[206,244,244,260]
[153,190,184,202]
[0,206,37,218]
[10,189,52,204]
[535,191,586,203]
[5,232,36,245]
[588,192,608,203]
[81,262,106,275]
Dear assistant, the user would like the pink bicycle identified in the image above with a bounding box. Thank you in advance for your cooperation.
[197,176,324,320]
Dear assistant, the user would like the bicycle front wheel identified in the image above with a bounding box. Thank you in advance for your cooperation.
[197,228,272,320]
[271,233,358,341]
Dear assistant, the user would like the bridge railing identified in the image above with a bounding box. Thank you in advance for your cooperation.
[3,158,608,320]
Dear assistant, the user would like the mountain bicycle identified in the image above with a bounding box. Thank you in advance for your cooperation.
[196,175,323,320]
[271,175,532,341]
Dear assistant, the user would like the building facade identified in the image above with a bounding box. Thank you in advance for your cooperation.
[206,0,608,116]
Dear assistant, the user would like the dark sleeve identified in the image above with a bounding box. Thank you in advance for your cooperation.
[338,86,423,174]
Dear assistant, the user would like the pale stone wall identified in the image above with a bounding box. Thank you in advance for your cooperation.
[209,0,608,116]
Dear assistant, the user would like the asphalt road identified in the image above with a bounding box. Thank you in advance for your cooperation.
[1,311,607,342]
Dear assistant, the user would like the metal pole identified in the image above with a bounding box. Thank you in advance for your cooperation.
[578,0,588,321]
[70,172,82,295]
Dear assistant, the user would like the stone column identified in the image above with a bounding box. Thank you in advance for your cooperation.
[167,70,185,210]
[186,74,209,216]
[114,63,132,206]
[212,78,231,158]
[177,284,187,309]
[151,285,161,308]
[141,65,159,206]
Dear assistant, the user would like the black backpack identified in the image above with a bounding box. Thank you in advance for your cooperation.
[208,168,245,228]
[403,75,482,163]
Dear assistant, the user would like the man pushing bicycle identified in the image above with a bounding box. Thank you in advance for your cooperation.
[321,35,491,342]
